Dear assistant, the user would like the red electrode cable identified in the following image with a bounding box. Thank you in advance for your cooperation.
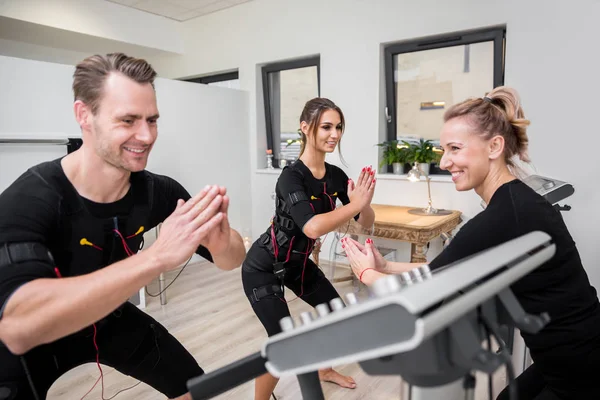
[74,227,140,399]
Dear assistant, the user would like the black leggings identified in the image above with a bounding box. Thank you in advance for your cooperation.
[496,360,600,400]
[242,243,340,337]
[0,302,203,399]
[497,363,563,400]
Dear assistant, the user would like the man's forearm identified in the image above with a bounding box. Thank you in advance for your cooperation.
[212,229,245,270]
[0,251,163,355]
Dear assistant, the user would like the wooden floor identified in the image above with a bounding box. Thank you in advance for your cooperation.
[47,261,506,400]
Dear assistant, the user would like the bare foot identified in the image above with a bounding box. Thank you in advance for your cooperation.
[318,368,356,389]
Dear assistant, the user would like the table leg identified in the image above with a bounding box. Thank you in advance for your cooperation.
[410,242,427,263]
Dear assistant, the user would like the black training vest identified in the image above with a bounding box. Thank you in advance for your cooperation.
[30,162,153,278]
[269,161,346,255]
[275,161,344,224]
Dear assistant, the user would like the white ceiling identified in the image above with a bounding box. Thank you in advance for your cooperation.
[105,0,253,21]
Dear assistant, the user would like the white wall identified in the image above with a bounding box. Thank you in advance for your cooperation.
[151,0,600,288]
[0,37,92,67]
[0,56,80,136]
[0,55,79,191]
[147,78,251,237]
[0,55,252,242]
[0,0,183,54]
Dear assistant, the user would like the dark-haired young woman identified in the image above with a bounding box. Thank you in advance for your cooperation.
[242,97,376,400]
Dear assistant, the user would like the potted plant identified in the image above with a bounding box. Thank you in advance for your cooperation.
[405,138,436,175]
[286,128,303,147]
[377,140,410,174]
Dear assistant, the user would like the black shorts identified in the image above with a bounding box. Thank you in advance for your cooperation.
[242,241,340,337]
[0,302,203,399]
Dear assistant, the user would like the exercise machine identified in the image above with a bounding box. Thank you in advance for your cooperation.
[187,231,555,400]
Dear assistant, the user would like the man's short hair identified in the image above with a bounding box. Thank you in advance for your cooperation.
[72,53,157,114]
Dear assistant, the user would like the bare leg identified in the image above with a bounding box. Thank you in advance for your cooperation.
[255,372,279,400]
[318,367,356,389]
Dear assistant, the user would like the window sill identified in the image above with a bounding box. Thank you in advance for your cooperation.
[255,168,282,175]
[376,173,454,183]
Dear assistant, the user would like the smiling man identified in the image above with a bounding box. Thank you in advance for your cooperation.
[0,53,246,400]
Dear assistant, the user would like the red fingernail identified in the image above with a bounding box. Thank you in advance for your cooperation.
[370,171,374,175]
[362,167,366,171]
[372,179,376,183]
[342,245,345,248]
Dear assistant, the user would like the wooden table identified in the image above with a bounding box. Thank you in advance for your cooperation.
[312,204,462,281]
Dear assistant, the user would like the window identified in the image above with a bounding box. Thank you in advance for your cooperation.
[183,71,240,89]
[384,26,505,169]
[262,56,320,168]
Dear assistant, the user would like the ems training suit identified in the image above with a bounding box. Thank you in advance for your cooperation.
[242,160,359,337]
[0,158,212,399]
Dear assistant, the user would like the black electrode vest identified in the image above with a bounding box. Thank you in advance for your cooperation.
[29,162,154,278]
[266,160,346,259]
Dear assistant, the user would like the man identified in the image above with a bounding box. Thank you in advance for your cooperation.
[0,53,246,400]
